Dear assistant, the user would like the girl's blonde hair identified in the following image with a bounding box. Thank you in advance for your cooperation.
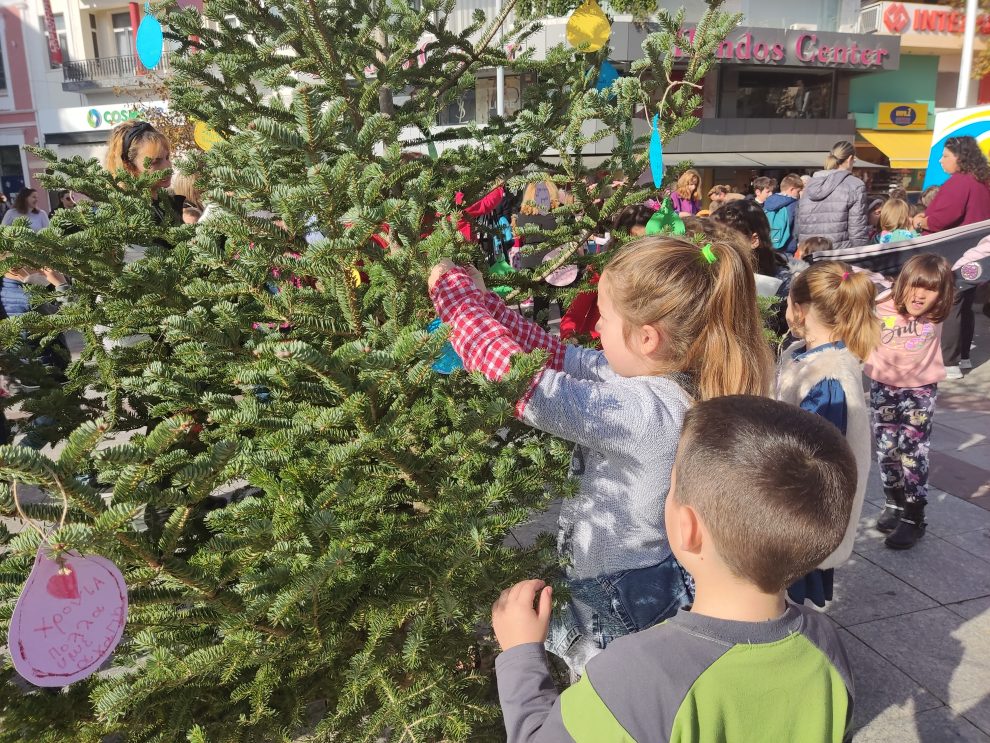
[104,120,170,174]
[825,140,855,170]
[602,236,774,401]
[170,172,203,210]
[892,253,955,323]
[879,198,911,233]
[519,180,560,216]
[675,169,701,200]
[789,261,879,362]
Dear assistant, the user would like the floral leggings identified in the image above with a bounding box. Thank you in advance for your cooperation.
[870,381,938,505]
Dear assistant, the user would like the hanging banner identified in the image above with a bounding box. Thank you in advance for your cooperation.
[42,0,63,66]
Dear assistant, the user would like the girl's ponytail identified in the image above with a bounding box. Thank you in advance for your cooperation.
[603,236,774,401]
[692,239,774,399]
[789,261,879,362]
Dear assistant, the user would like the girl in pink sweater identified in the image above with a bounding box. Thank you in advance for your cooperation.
[864,254,956,550]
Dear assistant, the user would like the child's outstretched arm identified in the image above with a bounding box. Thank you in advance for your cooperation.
[429,264,566,380]
[431,264,666,451]
[492,580,572,743]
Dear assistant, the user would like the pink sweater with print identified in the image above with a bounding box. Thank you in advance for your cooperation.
[864,299,946,388]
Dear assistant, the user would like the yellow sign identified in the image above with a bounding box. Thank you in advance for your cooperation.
[566,0,611,52]
[877,103,929,130]
[193,119,224,151]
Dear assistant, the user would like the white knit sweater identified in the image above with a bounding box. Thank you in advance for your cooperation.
[777,342,872,570]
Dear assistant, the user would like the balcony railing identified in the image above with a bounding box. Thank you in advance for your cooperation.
[61,54,170,90]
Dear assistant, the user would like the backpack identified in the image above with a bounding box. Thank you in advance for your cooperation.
[767,206,792,250]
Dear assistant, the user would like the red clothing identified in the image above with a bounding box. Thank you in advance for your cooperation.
[924,173,990,233]
[456,186,505,241]
[559,291,601,340]
[559,272,602,340]
[429,267,565,415]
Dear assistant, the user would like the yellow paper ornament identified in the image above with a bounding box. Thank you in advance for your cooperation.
[350,268,362,286]
[193,120,224,152]
[566,0,611,53]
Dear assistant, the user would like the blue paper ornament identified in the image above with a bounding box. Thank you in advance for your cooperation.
[136,4,164,69]
[595,60,619,93]
[649,114,663,189]
[427,318,464,375]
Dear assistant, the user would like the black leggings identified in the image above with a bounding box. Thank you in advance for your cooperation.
[940,287,976,366]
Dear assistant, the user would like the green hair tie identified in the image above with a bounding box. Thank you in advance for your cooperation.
[701,243,717,264]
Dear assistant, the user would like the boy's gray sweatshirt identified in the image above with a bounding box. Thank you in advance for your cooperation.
[521,346,691,579]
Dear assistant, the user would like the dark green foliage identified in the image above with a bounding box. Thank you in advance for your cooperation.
[0,0,736,740]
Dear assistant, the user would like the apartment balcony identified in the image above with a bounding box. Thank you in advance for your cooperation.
[61,54,170,92]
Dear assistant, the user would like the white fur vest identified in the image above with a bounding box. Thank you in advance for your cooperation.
[777,342,871,570]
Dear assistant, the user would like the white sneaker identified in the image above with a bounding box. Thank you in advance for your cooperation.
[945,365,964,380]
[959,358,973,370]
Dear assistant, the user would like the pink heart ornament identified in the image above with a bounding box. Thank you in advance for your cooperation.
[46,567,80,600]
[9,547,128,687]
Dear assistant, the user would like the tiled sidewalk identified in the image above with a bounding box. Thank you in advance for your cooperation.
[846,324,990,742]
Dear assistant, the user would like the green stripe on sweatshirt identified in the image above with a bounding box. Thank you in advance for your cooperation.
[668,633,850,743]
[560,672,637,742]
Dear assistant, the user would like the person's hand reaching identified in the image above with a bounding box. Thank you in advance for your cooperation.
[428,260,458,292]
[465,265,487,293]
[492,579,553,652]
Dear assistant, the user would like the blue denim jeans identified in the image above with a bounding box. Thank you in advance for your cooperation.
[546,553,694,674]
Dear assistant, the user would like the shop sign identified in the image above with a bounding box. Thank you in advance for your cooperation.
[881,2,990,37]
[675,27,900,70]
[877,102,928,130]
[38,102,167,135]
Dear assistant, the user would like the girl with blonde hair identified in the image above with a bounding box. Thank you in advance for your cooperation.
[105,119,173,197]
[428,234,773,673]
[878,198,917,244]
[670,168,701,216]
[778,261,879,606]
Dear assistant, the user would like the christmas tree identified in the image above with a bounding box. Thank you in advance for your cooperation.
[0,0,736,740]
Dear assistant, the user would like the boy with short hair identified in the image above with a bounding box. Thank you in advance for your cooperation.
[752,176,777,204]
[493,395,856,743]
[764,173,804,253]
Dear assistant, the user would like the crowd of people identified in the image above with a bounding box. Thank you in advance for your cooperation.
[427,138,986,740]
[0,119,987,741]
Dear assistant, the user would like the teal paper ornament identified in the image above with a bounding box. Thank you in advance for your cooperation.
[427,319,463,375]
[649,114,663,189]
[136,5,164,69]
[595,60,619,92]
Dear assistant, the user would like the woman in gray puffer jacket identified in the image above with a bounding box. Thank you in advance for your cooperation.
[797,141,870,251]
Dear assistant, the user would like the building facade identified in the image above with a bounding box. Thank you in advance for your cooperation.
[854,0,990,193]
[0,0,181,207]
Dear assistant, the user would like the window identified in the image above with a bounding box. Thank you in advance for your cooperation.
[112,12,133,58]
[38,13,68,68]
[0,40,6,93]
[90,15,100,59]
[438,75,526,126]
[732,69,834,119]
[438,87,475,126]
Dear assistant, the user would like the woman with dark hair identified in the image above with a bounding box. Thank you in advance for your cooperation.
[710,199,796,335]
[709,199,788,280]
[49,190,75,218]
[796,140,870,250]
[913,136,990,378]
[1,188,50,231]
[915,136,990,234]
